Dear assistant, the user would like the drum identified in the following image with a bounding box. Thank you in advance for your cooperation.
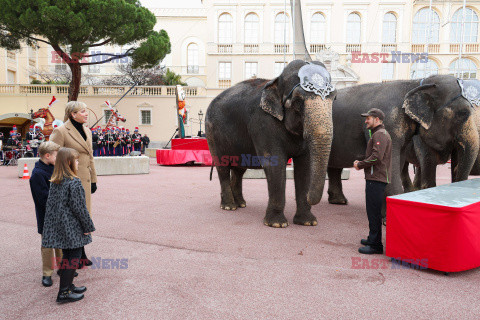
[30,139,39,148]
[5,151,14,160]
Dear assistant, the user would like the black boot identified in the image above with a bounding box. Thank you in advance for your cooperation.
[56,288,84,303]
[42,276,53,287]
[70,284,87,294]
[80,247,92,266]
[57,269,78,277]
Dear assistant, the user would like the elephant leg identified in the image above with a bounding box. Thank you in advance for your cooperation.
[216,166,237,211]
[413,136,437,189]
[327,167,348,205]
[263,158,288,228]
[230,167,247,208]
[401,161,415,192]
[413,166,422,190]
[292,155,317,226]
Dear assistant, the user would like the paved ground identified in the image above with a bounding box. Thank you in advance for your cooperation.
[0,159,479,319]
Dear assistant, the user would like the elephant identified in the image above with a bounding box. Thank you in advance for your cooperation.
[205,60,336,228]
[326,75,478,206]
[401,79,480,191]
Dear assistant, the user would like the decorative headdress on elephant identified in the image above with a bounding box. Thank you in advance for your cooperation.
[402,75,472,131]
[458,79,480,107]
[260,60,335,125]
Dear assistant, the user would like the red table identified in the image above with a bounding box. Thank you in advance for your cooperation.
[171,138,209,150]
[156,149,212,165]
[386,179,480,273]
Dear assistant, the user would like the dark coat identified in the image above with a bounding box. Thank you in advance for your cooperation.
[42,177,96,249]
[29,160,54,234]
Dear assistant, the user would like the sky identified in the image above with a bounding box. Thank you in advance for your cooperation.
[140,0,203,9]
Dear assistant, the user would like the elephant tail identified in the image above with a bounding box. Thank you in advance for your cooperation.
[210,164,214,181]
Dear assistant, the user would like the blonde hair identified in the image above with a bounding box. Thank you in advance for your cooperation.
[64,101,87,122]
[50,147,79,184]
[38,141,61,158]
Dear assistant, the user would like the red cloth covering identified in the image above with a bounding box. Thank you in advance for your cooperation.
[386,186,480,272]
[156,149,212,165]
[171,138,209,151]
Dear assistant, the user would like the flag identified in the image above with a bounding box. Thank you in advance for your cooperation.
[48,96,57,107]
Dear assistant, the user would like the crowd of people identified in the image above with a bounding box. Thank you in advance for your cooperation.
[1,125,45,164]
[91,126,150,157]
[1,124,151,164]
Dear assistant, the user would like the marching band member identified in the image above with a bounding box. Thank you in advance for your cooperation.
[132,127,142,153]
[98,128,106,156]
[115,127,122,156]
[26,125,38,157]
[91,127,99,157]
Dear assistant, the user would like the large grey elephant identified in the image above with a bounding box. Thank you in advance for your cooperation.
[206,60,336,228]
[327,75,478,205]
[401,79,480,191]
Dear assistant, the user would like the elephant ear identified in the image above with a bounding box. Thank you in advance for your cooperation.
[260,78,284,121]
[402,84,437,130]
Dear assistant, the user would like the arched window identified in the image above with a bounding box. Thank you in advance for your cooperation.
[274,12,290,44]
[346,13,361,43]
[410,60,439,79]
[450,58,477,79]
[311,12,326,43]
[187,43,199,74]
[244,13,259,44]
[382,12,397,43]
[450,8,479,43]
[412,8,440,44]
[218,13,233,44]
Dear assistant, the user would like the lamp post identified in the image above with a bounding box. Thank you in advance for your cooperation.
[198,109,204,137]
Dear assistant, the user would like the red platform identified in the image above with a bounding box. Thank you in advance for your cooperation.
[171,138,209,150]
[386,179,480,273]
[157,138,211,165]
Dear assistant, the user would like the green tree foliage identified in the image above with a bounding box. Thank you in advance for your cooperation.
[163,68,186,86]
[0,0,171,101]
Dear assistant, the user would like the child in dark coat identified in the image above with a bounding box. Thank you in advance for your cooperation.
[42,147,95,304]
[29,141,61,287]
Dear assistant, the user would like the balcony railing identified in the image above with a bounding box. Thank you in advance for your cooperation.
[218,80,231,89]
[381,44,397,52]
[0,84,204,96]
[217,44,233,53]
[310,44,326,53]
[166,87,176,95]
[187,65,199,74]
[450,43,480,53]
[346,44,361,53]
[274,44,290,53]
[412,44,439,53]
[244,44,259,53]
[466,43,479,52]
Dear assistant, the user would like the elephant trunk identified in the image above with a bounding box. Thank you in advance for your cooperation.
[452,116,480,181]
[303,96,334,205]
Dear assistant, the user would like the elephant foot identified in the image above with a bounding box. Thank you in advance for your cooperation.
[328,194,348,205]
[293,211,318,226]
[263,214,288,228]
[220,201,237,211]
[234,197,247,208]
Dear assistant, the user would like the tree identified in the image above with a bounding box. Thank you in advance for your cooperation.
[100,63,186,86]
[0,0,171,101]
[163,68,187,86]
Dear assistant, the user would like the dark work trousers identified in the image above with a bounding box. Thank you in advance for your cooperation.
[59,247,82,290]
[365,180,387,250]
